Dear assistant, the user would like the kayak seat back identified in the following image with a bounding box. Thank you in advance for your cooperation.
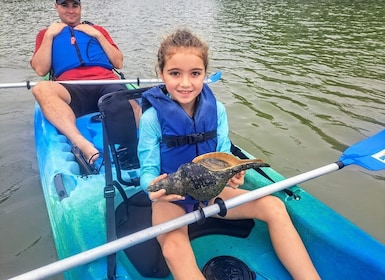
[98,87,150,186]
[98,86,152,279]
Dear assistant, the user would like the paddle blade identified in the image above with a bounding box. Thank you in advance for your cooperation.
[205,71,222,83]
[339,130,385,171]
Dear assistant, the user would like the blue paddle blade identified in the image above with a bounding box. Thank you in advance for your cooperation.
[206,71,222,83]
[339,130,385,171]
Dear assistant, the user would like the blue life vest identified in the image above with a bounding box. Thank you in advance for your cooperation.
[142,84,218,174]
[51,25,113,77]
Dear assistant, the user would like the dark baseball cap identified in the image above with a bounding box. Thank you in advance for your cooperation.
[56,0,80,4]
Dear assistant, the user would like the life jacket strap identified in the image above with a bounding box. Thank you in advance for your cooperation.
[163,130,217,148]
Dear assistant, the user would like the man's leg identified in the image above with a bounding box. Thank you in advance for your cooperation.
[32,81,99,163]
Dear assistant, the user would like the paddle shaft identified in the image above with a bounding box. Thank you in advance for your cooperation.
[0,79,157,89]
[9,162,342,280]
[0,71,222,89]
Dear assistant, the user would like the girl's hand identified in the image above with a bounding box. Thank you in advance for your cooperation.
[226,170,245,189]
[148,174,185,202]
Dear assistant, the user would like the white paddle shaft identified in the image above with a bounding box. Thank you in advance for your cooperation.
[0,72,221,89]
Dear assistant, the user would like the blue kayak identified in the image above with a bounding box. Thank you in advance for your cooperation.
[33,102,385,280]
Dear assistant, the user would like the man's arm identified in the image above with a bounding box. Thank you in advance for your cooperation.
[74,24,124,69]
[31,22,67,76]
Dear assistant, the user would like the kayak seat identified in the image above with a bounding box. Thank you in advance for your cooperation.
[116,190,255,278]
[98,87,150,186]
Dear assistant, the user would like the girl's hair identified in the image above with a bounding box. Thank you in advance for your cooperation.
[156,29,209,74]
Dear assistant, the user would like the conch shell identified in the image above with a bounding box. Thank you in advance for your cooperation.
[147,152,269,201]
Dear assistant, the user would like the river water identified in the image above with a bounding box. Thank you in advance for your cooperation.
[0,0,384,278]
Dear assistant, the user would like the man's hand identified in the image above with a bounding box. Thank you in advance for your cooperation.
[74,23,102,38]
[45,22,67,38]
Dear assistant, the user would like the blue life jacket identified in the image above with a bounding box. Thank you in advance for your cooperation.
[51,25,113,77]
[142,84,218,174]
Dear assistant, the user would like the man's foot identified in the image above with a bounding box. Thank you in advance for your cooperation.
[88,152,100,165]
[71,146,97,175]
[73,139,99,164]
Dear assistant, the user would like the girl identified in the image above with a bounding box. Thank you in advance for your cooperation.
[138,29,320,280]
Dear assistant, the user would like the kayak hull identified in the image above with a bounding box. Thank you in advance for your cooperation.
[34,105,385,279]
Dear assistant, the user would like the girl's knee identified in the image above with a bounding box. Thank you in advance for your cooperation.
[269,196,287,214]
[161,239,187,264]
[256,196,289,221]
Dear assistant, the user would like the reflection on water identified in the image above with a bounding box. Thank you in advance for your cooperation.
[1,0,384,278]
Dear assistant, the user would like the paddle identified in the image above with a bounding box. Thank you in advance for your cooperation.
[0,71,222,89]
[9,129,385,280]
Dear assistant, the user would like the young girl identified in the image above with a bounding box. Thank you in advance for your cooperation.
[138,29,320,280]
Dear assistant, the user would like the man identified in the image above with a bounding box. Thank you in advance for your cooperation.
[31,0,140,165]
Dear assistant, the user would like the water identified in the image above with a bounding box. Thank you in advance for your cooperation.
[1,0,384,278]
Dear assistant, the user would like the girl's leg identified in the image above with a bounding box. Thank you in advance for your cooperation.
[213,188,320,280]
[152,201,205,280]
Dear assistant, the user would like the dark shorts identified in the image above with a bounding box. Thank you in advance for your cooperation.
[63,83,128,117]
[173,196,208,213]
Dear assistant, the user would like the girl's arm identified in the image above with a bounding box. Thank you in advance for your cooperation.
[138,108,185,202]
[216,101,232,153]
[138,108,162,192]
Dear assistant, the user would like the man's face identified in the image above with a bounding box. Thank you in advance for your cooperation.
[55,1,81,26]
